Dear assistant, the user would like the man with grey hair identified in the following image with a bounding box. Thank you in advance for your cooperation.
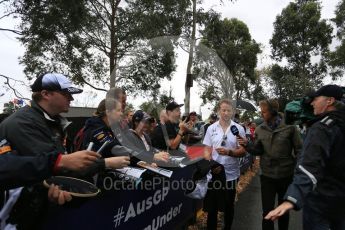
[265,85,345,230]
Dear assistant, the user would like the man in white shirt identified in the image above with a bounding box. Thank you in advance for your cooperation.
[202,98,246,230]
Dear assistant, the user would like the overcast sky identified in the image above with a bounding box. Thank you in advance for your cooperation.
[0,0,341,117]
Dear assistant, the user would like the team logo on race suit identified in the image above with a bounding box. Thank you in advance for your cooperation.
[0,138,12,155]
[96,133,105,140]
[94,130,113,143]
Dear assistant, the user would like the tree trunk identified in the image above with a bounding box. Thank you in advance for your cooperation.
[109,0,121,88]
[184,0,197,114]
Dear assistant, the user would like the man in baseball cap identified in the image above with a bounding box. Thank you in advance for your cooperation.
[308,84,344,115]
[151,101,188,150]
[30,73,83,114]
[308,84,343,101]
[265,84,345,229]
[166,101,184,111]
[0,72,102,225]
[31,73,83,94]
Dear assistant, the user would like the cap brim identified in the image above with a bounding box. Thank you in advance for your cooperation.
[64,87,83,94]
[166,103,184,111]
[173,104,184,110]
[303,92,316,105]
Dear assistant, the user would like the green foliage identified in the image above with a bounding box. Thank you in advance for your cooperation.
[269,0,333,105]
[329,0,345,78]
[12,0,190,97]
[333,0,345,38]
[194,16,261,104]
[267,64,303,109]
[241,110,261,122]
[139,92,174,119]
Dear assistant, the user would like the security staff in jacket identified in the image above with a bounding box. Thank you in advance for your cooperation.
[265,85,345,230]
[0,73,126,229]
[240,99,302,230]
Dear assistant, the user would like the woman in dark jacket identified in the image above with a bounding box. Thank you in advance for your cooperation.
[80,99,160,167]
[79,98,130,169]
[129,110,170,164]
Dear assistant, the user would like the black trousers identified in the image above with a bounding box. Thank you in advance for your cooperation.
[206,180,237,230]
[260,175,293,230]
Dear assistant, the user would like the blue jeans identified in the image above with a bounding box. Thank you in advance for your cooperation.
[303,203,345,230]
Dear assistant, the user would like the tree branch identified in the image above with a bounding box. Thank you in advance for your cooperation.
[0,0,11,5]
[80,27,110,55]
[178,43,190,53]
[0,28,22,35]
[0,11,16,20]
[0,74,30,100]
[89,0,111,31]
[80,77,107,92]
[92,0,112,19]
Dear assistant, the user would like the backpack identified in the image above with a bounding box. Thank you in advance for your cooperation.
[73,126,86,152]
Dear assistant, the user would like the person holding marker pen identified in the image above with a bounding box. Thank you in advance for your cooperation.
[77,98,130,166]
[130,110,170,163]
[0,73,128,229]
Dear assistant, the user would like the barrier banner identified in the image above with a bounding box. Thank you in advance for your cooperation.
[239,152,253,173]
[41,165,199,230]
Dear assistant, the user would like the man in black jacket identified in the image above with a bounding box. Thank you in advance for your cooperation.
[151,101,189,151]
[265,85,345,230]
[0,73,116,229]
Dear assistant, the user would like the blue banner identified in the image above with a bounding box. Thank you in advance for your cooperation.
[239,152,254,173]
[42,165,200,230]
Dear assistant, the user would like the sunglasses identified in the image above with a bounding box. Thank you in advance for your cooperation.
[221,134,227,146]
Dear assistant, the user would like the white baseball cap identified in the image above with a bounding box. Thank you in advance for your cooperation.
[31,73,83,94]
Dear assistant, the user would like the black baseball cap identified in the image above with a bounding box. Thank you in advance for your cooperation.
[166,101,184,111]
[132,110,151,123]
[31,73,83,94]
[309,84,343,100]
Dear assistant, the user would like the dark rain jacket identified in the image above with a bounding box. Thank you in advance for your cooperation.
[284,106,345,219]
